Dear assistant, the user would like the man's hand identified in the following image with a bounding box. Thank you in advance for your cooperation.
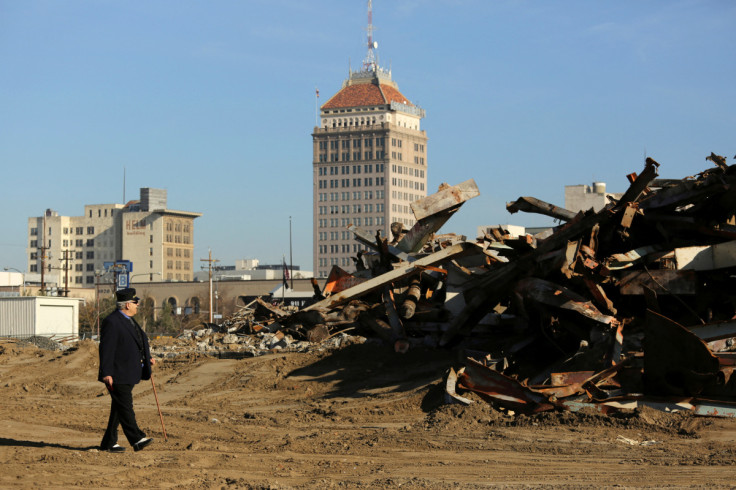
[150,358,156,366]
[102,375,113,391]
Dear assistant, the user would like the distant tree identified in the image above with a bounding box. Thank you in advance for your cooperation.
[137,296,156,331]
[218,293,236,319]
[153,301,177,336]
[79,296,116,338]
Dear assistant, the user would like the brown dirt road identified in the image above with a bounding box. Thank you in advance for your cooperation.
[1,339,735,488]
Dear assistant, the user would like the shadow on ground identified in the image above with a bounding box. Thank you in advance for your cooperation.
[286,341,455,403]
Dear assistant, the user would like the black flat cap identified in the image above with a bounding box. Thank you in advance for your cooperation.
[116,288,139,302]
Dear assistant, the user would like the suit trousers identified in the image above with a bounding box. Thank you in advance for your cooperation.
[100,383,146,448]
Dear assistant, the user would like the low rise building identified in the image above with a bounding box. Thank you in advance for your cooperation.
[193,259,313,282]
[26,188,201,292]
[565,182,623,213]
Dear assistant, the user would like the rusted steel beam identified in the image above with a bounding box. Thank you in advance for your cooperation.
[357,309,395,344]
[618,269,697,295]
[322,266,369,296]
[395,180,480,254]
[706,152,728,170]
[305,241,477,312]
[619,202,639,229]
[457,358,556,413]
[639,177,732,212]
[617,157,659,205]
[255,297,288,318]
[583,277,616,315]
[692,398,736,418]
[560,396,694,414]
[399,276,421,319]
[534,383,585,399]
[506,196,578,222]
[383,286,408,353]
[687,319,736,342]
[550,371,596,386]
[513,277,618,326]
[604,245,669,270]
[348,224,410,262]
[445,367,473,405]
[579,359,633,400]
[674,240,736,271]
[396,212,458,254]
[610,322,624,366]
[644,310,720,396]
[410,179,480,221]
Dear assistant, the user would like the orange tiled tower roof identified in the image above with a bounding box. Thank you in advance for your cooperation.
[322,77,413,110]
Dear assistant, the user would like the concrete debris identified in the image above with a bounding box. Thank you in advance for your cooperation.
[16,336,65,351]
[149,323,366,359]
[214,158,736,418]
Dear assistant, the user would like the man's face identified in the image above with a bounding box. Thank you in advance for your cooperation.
[126,300,139,314]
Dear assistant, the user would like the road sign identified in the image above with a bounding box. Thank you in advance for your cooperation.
[117,272,129,289]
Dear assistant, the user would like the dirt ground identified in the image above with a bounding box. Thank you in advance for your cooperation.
[1,338,735,489]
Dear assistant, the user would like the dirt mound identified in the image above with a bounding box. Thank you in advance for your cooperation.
[1,339,735,487]
[0,341,35,361]
[422,393,709,437]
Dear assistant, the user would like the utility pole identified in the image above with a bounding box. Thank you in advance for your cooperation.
[96,271,101,339]
[59,249,73,297]
[39,212,47,295]
[200,249,219,324]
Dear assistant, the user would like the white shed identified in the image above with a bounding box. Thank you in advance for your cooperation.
[0,297,82,339]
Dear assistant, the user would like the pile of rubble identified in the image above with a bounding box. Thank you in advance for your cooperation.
[219,154,736,417]
[150,320,366,360]
[17,336,65,351]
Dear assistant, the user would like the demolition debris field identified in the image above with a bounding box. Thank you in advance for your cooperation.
[3,154,736,487]
[1,339,735,488]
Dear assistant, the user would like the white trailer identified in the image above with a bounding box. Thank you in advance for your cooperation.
[0,297,82,339]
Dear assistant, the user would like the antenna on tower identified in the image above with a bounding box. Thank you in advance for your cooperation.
[363,0,378,71]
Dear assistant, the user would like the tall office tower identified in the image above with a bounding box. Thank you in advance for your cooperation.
[312,2,427,278]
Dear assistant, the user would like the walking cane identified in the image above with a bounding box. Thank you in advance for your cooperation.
[150,373,168,441]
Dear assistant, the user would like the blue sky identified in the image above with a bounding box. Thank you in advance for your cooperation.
[1,0,734,273]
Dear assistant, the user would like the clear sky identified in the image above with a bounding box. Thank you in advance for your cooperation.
[1,0,734,273]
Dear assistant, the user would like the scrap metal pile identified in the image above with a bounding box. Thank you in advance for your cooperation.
[243,154,736,417]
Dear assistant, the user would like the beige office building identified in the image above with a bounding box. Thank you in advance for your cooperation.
[312,61,428,278]
[27,188,201,291]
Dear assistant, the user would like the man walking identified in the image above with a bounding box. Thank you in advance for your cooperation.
[98,287,156,453]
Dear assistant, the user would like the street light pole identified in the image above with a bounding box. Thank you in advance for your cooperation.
[130,272,161,283]
[200,249,219,325]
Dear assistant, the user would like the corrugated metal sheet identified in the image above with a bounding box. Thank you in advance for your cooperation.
[0,298,36,337]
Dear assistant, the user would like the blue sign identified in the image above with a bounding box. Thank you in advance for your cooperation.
[117,272,129,289]
[115,260,133,273]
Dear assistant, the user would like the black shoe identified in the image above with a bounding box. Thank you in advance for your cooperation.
[102,444,126,453]
[133,437,153,452]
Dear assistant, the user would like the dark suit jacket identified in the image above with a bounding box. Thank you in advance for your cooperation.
[98,310,152,385]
